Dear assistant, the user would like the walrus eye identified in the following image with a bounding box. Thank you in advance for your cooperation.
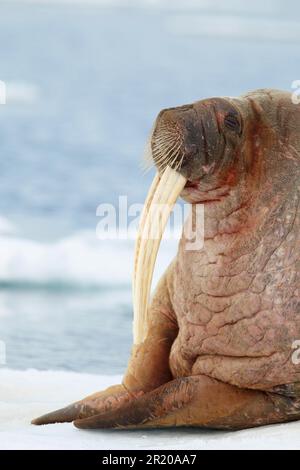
[224,113,241,134]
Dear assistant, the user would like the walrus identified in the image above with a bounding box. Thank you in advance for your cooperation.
[33,89,300,430]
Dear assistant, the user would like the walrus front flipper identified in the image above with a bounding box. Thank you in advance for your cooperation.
[73,375,300,430]
[32,384,131,425]
[32,266,178,426]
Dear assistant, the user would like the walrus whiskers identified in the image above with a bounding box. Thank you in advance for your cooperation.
[141,134,181,173]
[152,143,182,171]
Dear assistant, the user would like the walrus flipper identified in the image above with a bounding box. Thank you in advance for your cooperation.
[31,384,130,425]
[32,266,178,426]
[73,375,300,430]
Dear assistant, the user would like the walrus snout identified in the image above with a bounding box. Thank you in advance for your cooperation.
[151,99,233,181]
[151,105,198,175]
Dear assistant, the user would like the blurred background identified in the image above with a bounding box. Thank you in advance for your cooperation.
[0,0,299,374]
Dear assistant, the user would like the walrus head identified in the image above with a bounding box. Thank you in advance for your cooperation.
[133,90,300,344]
[152,99,242,182]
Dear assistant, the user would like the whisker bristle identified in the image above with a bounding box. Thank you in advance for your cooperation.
[142,123,185,174]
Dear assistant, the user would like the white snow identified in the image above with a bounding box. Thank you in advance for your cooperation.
[1,368,300,450]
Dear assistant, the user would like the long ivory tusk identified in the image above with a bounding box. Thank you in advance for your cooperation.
[132,127,159,296]
[132,173,160,297]
[133,166,187,344]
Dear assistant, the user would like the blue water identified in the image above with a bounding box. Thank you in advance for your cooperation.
[0,1,299,373]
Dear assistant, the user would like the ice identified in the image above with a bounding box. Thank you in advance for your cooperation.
[1,368,299,450]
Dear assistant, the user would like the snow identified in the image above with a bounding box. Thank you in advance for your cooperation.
[1,368,300,450]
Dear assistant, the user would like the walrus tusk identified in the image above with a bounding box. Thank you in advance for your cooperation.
[133,166,187,344]
[132,172,160,296]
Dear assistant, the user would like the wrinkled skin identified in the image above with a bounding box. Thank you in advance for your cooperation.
[33,89,300,429]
